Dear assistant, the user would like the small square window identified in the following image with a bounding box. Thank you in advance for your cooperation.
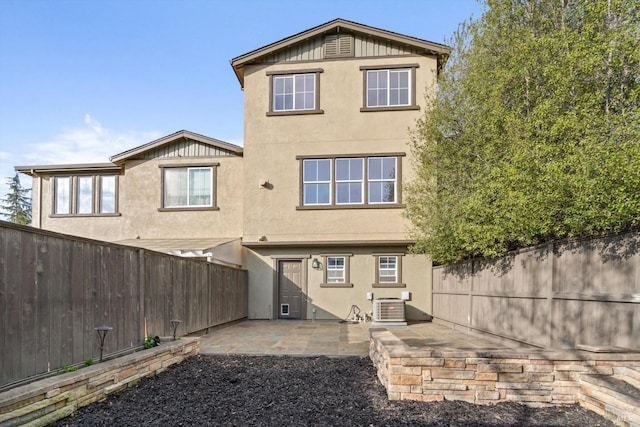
[320,254,352,287]
[374,255,404,287]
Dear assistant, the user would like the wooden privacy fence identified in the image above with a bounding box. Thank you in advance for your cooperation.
[432,230,639,350]
[0,221,248,389]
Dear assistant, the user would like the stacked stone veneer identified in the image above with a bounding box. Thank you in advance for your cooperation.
[369,329,640,425]
[0,337,200,427]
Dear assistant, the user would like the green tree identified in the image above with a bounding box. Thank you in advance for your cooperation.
[1,172,32,225]
[406,0,640,264]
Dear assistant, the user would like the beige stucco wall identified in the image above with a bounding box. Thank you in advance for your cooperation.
[246,247,432,321]
[33,156,244,242]
[242,55,438,243]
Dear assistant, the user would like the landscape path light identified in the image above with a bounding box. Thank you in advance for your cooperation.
[170,319,182,341]
[94,326,113,362]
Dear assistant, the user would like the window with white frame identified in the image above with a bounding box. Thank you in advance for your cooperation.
[273,74,315,112]
[302,159,331,205]
[99,175,117,214]
[360,65,419,111]
[366,69,410,107]
[54,176,71,215]
[378,256,398,283]
[326,256,346,283]
[299,155,400,208]
[52,174,119,216]
[335,158,364,204]
[267,69,323,115]
[374,255,403,287]
[368,157,397,204]
[321,254,352,287]
[162,166,214,209]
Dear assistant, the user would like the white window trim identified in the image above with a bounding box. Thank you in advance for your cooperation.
[373,254,405,288]
[51,174,119,217]
[320,253,353,288]
[368,157,397,205]
[298,155,402,208]
[159,164,219,211]
[335,158,364,205]
[302,159,332,206]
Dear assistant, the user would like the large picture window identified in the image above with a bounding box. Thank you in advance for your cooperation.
[163,166,214,209]
[52,174,119,216]
[299,155,402,209]
[267,69,323,116]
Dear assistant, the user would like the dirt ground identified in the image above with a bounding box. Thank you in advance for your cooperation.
[49,354,614,426]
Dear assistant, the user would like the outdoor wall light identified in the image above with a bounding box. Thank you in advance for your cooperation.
[170,319,182,341]
[94,325,113,362]
[311,258,320,269]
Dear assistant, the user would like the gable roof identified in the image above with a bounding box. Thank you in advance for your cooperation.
[230,18,452,88]
[110,130,242,164]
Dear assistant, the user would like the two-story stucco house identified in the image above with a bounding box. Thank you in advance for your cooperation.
[16,19,450,322]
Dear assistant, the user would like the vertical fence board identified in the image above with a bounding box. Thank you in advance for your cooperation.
[433,231,640,349]
[1,222,247,389]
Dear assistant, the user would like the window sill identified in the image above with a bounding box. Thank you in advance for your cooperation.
[372,283,406,288]
[297,204,404,210]
[49,213,121,218]
[360,106,420,112]
[320,283,354,288]
[267,109,324,117]
[158,207,220,212]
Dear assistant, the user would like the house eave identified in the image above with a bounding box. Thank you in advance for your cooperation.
[15,163,122,177]
[242,239,415,249]
[230,18,452,88]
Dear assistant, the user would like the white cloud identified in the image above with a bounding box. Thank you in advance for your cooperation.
[20,114,160,165]
[0,116,161,218]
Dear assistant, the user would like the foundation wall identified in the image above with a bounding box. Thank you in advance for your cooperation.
[0,337,200,427]
[369,330,640,426]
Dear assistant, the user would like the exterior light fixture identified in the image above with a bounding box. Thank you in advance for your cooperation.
[312,258,320,269]
[94,326,113,362]
[170,319,182,341]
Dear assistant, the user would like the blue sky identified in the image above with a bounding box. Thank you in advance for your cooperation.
[0,0,484,204]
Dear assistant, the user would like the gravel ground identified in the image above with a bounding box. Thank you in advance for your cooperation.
[50,355,614,427]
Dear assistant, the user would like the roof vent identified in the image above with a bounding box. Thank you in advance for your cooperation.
[324,34,354,58]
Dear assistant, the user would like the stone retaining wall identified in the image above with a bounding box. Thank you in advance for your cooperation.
[0,337,200,427]
[369,329,640,425]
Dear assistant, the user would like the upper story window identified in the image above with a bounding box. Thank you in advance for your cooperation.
[360,64,420,112]
[298,154,404,209]
[273,74,315,111]
[160,164,219,211]
[266,69,324,116]
[52,175,119,216]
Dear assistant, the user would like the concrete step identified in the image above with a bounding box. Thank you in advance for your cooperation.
[579,374,640,426]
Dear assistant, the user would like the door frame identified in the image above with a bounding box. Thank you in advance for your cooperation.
[271,255,310,320]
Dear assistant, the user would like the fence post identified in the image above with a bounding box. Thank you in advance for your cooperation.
[138,249,146,343]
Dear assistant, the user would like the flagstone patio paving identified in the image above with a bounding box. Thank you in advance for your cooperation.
[198,319,523,356]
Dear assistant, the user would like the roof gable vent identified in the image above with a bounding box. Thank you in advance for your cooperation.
[324,33,354,58]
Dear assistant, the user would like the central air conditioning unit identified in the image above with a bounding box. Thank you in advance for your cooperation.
[372,298,407,326]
